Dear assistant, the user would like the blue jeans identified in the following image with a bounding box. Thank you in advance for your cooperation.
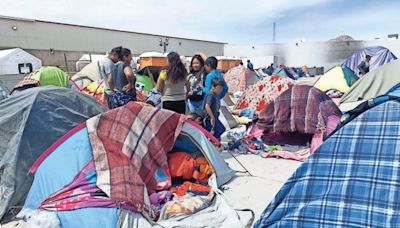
[204,117,226,140]
[187,99,203,113]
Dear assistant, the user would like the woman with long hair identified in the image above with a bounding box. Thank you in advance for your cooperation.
[156,52,189,114]
[108,48,136,108]
[187,54,206,112]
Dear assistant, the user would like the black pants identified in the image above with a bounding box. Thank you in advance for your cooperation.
[162,100,186,114]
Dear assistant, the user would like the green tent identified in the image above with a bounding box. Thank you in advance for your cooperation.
[136,74,155,92]
[32,67,69,87]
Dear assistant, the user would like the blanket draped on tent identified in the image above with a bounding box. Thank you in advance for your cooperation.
[86,102,186,218]
[256,85,342,144]
[255,100,400,227]
[235,75,294,111]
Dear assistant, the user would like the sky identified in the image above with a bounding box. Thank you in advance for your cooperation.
[0,0,399,44]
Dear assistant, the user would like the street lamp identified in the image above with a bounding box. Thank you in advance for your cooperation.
[159,37,169,54]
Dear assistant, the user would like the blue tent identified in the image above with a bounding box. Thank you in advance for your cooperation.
[21,111,244,227]
[255,97,400,227]
[343,46,397,76]
[0,86,106,222]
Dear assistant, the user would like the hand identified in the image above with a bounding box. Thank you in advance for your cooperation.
[122,83,133,92]
[210,117,216,127]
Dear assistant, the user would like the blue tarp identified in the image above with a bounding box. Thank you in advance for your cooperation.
[255,100,400,227]
[342,46,397,76]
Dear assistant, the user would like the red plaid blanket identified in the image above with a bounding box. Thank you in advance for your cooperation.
[86,102,186,218]
[256,85,342,136]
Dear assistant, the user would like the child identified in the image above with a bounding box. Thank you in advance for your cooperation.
[203,78,226,139]
[189,109,206,127]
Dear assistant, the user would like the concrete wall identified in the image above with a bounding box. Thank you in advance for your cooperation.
[0,16,224,57]
[225,40,400,71]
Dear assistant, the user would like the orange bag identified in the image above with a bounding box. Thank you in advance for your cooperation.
[168,152,197,180]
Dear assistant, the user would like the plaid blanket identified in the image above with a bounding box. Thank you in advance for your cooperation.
[86,102,186,218]
[255,100,400,227]
[10,73,39,94]
[256,85,342,137]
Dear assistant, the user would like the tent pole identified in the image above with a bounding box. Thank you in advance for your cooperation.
[225,150,254,176]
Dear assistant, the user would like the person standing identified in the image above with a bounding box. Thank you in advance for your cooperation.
[187,54,206,112]
[266,63,274,75]
[99,46,122,107]
[357,55,371,76]
[108,48,136,108]
[247,59,254,71]
[156,52,189,114]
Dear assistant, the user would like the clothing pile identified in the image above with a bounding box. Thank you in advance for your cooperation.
[144,151,215,219]
[226,131,312,162]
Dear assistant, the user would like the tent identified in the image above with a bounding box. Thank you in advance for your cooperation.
[69,61,107,105]
[75,54,106,71]
[0,86,106,222]
[273,67,299,80]
[21,103,252,227]
[314,66,358,93]
[255,98,400,227]
[32,67,69,87]
[0,48,42,75]
[11,67,70,94]
[136,66,161,91]
[255,85,342,146]
[70,61,101,90]
[235,75,294,111]
[339,59,400,112]
[224,65,259,93]
[342,46,397,75]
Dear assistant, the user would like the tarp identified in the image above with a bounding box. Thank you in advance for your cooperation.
[224,66,258,93]
[314,66,357,93]
[342,46,397,75]
[255,99,400,227]
[235,75,294,111]
[339,59,400,112]
[22,104,249,227]
[0,82,7,100]
[0,86,106,222]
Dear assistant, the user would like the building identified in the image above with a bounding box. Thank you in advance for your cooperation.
[0,15,225,72]
[224,39,400,71]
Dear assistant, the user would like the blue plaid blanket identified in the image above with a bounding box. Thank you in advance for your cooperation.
[255,100,400,228]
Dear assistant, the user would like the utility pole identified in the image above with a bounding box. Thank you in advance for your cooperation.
[159,37,169,54]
